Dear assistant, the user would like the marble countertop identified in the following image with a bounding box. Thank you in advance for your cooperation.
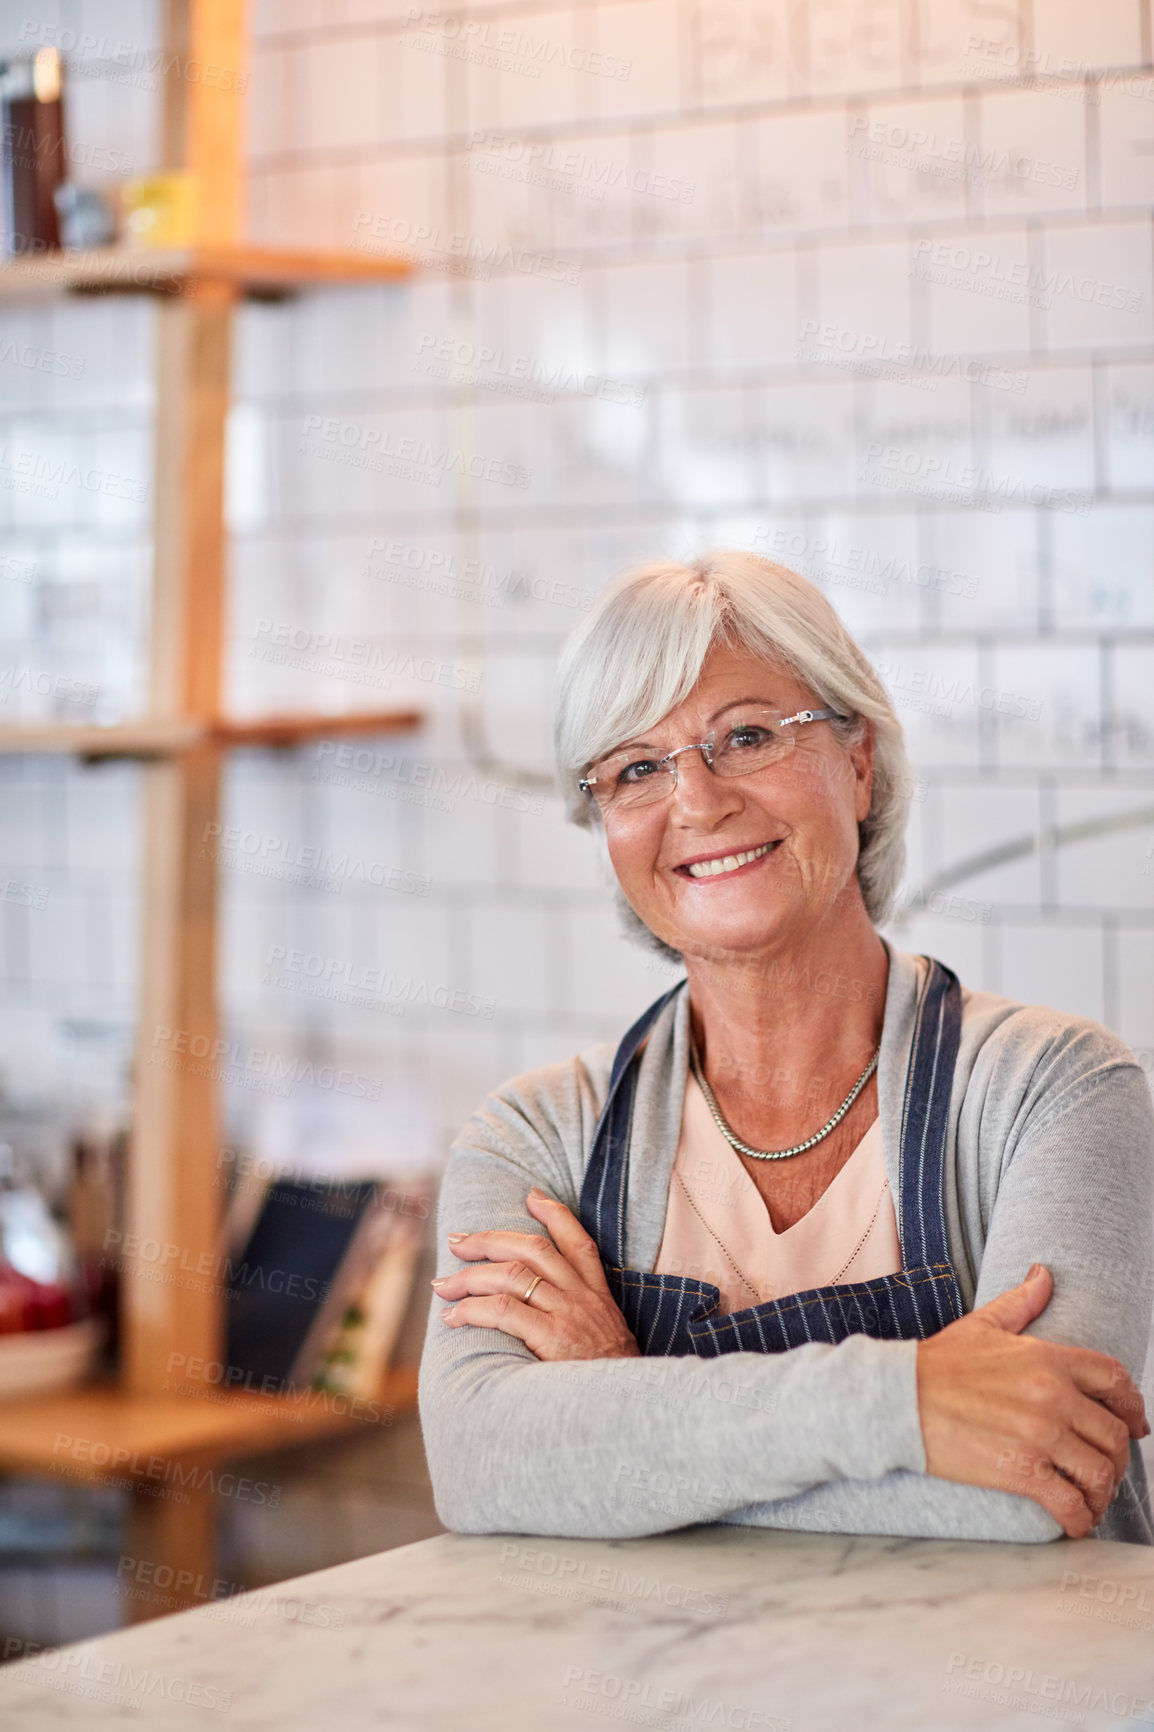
[2,1525,1154,1730]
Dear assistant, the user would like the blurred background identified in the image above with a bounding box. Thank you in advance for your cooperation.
[0,0,1151,1663]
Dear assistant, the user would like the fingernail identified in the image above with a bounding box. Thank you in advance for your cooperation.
[527,1186,545,1199]
[1026,1262,1043,1279]
[430,1277,448,1288]
[447,1233,467,1243]
[441,1306,456,1320]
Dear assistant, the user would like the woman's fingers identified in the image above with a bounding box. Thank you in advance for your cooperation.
[445,1190,613,1296]
[1067,1349,1150,1437]
[432,1263,556,1308]
[440,1291,555,1356]
[445,1226,581,1291]
[1045,1430,1120,1520]
[525,1188,614,1295]
[1019,1466,1097,1539]
[1066,1389,1134,1492]
[916,1309,1144,1534]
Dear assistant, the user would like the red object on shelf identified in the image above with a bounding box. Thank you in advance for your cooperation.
[0,1267,73,1332]
[0,1266,33,1332]
[28,1281,71,1329]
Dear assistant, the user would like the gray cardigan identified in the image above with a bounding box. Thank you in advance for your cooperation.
[419,945,1154,1544]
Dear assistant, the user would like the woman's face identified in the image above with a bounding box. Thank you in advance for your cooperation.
[599,643,875,963]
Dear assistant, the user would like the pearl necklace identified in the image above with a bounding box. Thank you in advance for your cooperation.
[690,1042,880,1162]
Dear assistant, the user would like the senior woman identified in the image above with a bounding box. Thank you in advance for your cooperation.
[419,551,1153,1544]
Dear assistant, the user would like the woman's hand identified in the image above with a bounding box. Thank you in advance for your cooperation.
[916,1263,1150,1538]
[433,1187,641,1362]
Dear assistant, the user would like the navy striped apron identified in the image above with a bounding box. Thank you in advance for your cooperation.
[578,958,965,1357]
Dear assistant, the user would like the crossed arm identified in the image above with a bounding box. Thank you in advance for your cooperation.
[419,1061,1153,1542]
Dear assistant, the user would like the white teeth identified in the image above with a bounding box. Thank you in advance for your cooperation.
[685,842,773,879]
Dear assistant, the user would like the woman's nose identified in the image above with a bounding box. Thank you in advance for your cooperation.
[668,749,744,822]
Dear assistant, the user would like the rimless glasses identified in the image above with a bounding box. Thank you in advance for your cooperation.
[578,705,848,815]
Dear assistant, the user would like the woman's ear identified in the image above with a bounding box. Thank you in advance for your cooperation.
[849,720,875,824]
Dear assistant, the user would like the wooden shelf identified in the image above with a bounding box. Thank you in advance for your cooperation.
[0,243,414,302]
[0,710,423,759]
[0,1370,419,1481]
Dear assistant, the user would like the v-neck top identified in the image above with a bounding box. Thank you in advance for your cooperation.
[653,1070,903,1313]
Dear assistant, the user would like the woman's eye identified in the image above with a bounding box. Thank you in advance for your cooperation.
[618,758,660,784]
[726,726,772,751]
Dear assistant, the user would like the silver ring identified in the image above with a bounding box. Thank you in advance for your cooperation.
[522,1274,543,1305]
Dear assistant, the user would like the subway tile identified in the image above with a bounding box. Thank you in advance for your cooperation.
[991,642,1102,769]
[534,130,644,251]
[1054,787,1154,913]
[781,509,925,639]
[1028,0,1144,74]
[999,921,1104,1023]
[869,640,982,769]
[1051,504,1154,629]
[929,508,1039,633]
[801,0,908,97]
[511,797,605,894]
[246,43,290,159]
[851,96,970,227]
[474,646,560,778]
[1040,219,1154,351]
[686,0,794,108]
[458,135,554,255]
[815,238,913,356]
[857,375,975,508]
[601,256,692,375]
[1104,361,1154,492]
[1117,928,1154,1057]
[417,788,503,890]
[592,0,683,123]
[754,377,858,502]
[348,153,452,257]
[934,782,1043,906]
[887,910,986,985]
[652,384,756,510]
[288,33,383,155]
[1112,644,1154,768]
[634,120,739,243]
[974,86,1088,219]
[922,0,1024,91]
[976,364,1095,495]
[1097,75,1154,209]
[466,902,553,1016]
[566,902,683,1021]
[746,108,852,232]
[388,22,449,144]
[706,247,797,370]
[491,7,583,133]
[258,162,344,249]
[913,226,1034,355]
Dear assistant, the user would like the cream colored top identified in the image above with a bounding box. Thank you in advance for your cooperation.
[653,1071,903,1313]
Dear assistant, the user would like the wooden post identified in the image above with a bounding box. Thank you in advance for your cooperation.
[124,1,245,1394]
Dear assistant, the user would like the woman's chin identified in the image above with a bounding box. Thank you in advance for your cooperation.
[662,905,792,965]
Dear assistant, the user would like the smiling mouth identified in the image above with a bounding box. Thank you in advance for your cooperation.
[678,841,779,880]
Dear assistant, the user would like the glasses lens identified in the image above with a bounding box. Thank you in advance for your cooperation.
[587,752,673,811]
[711,709,794,778]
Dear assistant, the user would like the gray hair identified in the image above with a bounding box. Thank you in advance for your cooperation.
[554,550,912,949]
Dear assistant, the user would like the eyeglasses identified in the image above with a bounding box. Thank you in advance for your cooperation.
[579,705,847,815]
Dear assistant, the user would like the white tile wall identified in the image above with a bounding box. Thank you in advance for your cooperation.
[0,0,1150,1168]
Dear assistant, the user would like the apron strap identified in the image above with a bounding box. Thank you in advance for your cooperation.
[896,958,962,1270]
[578,981,685,1263]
